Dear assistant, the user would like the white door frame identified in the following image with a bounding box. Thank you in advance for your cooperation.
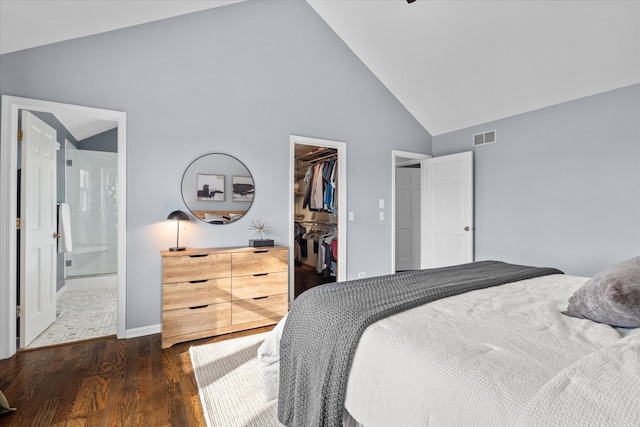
[0,96,127,359]
[289,135,346,302]
[391,150,430,273]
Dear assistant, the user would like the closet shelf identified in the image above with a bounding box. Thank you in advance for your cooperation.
[296,147,337,164]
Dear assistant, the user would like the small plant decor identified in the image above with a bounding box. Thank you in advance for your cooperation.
[248,220,274,247]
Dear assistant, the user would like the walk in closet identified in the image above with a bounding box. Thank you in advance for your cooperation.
[293,144,339,298]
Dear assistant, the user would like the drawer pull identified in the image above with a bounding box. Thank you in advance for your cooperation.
[253,250,269,254]
[189,254,209,258]
[253,296,268,300]
[253,273,269,277]
[189,279,208,283]
[189,304,209,310]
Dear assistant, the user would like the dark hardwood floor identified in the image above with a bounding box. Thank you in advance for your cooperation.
[294,263,336,298]
[0,326,273,426]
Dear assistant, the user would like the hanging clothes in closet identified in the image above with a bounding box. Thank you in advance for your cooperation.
[317,229,337,277]
[301,226,337,277]
[302,158,336,213]
[293,221,308,266]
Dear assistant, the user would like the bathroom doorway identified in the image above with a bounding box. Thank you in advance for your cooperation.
[0,96,127,358]
[25,128,119,348]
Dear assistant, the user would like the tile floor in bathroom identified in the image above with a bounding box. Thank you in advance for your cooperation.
[26,285,117,348]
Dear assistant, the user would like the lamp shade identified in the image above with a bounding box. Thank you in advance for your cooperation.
[167,210,189,221]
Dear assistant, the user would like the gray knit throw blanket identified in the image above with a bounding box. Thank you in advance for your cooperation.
[277,261,562,427]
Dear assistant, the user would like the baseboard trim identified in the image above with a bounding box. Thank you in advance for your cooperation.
[125,324,161,339]
[64,274,118,290]
[56,285,67,298]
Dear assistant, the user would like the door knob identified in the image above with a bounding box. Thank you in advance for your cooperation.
[464,226,471,231]
[53,232,61,239]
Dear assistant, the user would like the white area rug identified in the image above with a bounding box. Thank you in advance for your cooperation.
[190,333,282,427]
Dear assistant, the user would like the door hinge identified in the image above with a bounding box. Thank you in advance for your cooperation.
[16,217,21,229]
[17,130,23,142]
[16,305,21,318]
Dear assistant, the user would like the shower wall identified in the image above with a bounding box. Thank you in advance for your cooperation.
[65,146,118,278]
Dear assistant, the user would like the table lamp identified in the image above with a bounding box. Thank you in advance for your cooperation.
[167,209,189,251]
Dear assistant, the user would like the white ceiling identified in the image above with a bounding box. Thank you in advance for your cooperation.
[53,110,118,142]
[308,1,640,135]
[0,0,244,55]
[1,0,638,136]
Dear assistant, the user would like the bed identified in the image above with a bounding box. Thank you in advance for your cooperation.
[258,258,640,427]
[190,210,245,224]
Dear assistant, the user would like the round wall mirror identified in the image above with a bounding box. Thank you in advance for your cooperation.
[181,153,254,224]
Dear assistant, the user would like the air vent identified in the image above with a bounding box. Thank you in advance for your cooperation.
[473,130,496,146]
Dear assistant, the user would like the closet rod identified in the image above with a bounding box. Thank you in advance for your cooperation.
[297,152,337,165]
[296,220,337,226]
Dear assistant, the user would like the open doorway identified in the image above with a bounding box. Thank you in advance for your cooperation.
[22,110,118,348]
[0,96,127,359]
[289,135,346,301]
[391,150,430,273]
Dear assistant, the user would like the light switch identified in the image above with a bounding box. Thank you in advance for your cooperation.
[379,199,384,209]
[349,211,354,221]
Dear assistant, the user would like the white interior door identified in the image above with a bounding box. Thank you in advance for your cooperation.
[422,151,473,268]
[20,111,58,347]
[395,167,421,271]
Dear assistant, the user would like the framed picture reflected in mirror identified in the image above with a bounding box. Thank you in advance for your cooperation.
[197,174,225,201]
[232,175,254,201]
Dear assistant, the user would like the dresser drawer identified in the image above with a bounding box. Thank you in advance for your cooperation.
[231,271,288,300]
[231,294,288,325]
[232,248,288,276]
[162,252,231,283]
[163,303,231,338]
[160,246,289,348]
[163,277,231,310]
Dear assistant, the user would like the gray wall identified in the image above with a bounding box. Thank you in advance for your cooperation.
[433,84,640,277]
[0,1,431,330]
[80,128,117,153]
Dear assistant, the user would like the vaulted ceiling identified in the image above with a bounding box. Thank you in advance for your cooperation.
[1,0,638,136]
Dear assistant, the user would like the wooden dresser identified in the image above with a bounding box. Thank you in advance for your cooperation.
[161,246,288,348]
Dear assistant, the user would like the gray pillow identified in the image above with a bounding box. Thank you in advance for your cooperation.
[563,256,640,328]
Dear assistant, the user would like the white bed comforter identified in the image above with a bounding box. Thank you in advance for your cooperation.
[259,274,638,426]
[515,328,640,426]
